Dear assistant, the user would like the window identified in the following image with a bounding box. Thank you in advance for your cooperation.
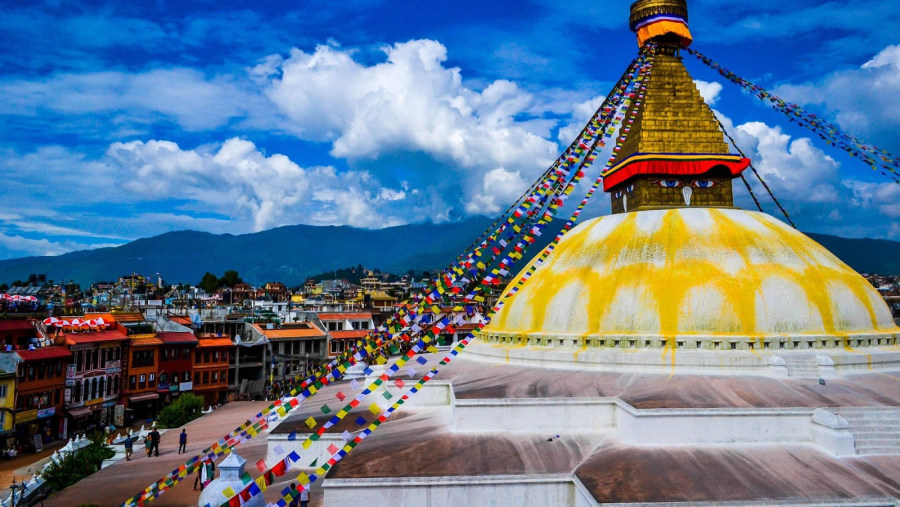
[106,375,112,397]
[99,377,105,398]
[213,351,219,362]
[194,372,200,384]
[27,365,35,381]
[148,373,156,388]
[56,361,62,375]
[129,376,136,389]
[132,350,155,367]
[204,351,210,363]
[114,375,120,394]
[202,372,209,384]
[184,371,191,384]
[183,347,191,358]
[54,388,60,404]
[170,372,178,384]
[0,385,6,398]
[212,371,218,382]
[91,377,98,399]
[74,381,82,403]
[38,363,45,379]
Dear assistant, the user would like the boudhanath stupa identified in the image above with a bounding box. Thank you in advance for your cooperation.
[266,1,900,505]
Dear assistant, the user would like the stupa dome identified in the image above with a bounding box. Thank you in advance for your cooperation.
[483,208,899,352]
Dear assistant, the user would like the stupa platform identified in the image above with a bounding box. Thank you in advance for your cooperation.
[267,352,900,505]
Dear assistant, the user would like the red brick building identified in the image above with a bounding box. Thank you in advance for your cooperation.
[157,331,198,405]
[193,334,231,406]
[13,346,70,449]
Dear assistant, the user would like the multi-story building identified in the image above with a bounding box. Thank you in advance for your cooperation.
[13,345,70,447]
[157,331,198,405]
[62,317,128,433]
[316,312,374,357]
[193,334,231,406]
[122,330,162,421]
[0,354,16,454]
[0,319,38,349]
[246,322,327,386]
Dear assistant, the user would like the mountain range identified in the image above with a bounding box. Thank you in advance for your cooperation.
[0,218,898,287]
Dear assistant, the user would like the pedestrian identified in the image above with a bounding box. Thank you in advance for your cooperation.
[124,433,134,461]
[178,429,187,454]
[201,459,215,489]
[194,463,203,490]
[300,485,309,507]
[144,435,152,457]
[149,427,160,457]
[288,483,299,507]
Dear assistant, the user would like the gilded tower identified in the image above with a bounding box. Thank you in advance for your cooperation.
[605,0,750,213]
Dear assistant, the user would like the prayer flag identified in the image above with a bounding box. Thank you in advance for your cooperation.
[256,459,266,472]
[305,417,317,429]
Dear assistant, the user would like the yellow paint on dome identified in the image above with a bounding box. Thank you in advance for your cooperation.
[487,209,900,347]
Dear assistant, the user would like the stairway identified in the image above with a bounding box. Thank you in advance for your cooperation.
[835,406,900,455]
[783,355,819,378]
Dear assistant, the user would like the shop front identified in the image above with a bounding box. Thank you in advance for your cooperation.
[14,406,58,452]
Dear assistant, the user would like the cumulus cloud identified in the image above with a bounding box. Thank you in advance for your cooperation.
[105,137,407,231]
[772,44,900,149]
[694,79,722,106]
[260,39,558,170]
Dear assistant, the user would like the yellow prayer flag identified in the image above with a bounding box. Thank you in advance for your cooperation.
[302,439,312,450]
[369,403,382,415]
[277,407,287,417]
[376,356,387,365]
[305,416,317,429]
[255,476,268,491]
[315,467,327,476]
[298,472,311,485]
[222,487,235,498]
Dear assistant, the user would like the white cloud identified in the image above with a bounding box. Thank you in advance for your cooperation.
[693,79,722,106]
[0,232,122,259]
[465,167,529,215]
[105,137,408,231]
[262,39,559,171]
[772,44,900,148]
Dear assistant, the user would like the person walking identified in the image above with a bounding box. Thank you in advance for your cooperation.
[124,433,134,461]
[178,429,187,454]
[299,485,309,507]
[288,483,299,507]
[149,427,160,457]
[144,435,152,457]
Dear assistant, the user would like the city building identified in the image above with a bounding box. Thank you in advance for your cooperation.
[13,345,69,448]
[61,316,127,433]
[193,334,232,406]
[0,354,16,454]
[156,331,198,405]
[246,321,327,387]
[316,312,374,357]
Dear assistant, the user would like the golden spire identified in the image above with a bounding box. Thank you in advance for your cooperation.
[604,0,750,213]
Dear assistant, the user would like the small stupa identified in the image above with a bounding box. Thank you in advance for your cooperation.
[198,452,263,507]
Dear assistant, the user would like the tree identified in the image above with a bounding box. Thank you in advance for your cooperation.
[219,270,243,288]
[157,393,205,428]
[199,272,219,293]
[41,433,114,491]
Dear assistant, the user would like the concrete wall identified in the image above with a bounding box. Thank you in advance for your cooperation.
[453,397,616,433]
[324,474,578,507]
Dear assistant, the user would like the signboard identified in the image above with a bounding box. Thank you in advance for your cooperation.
[37,407,55,419]
[102,400,116,408]
[168,383,179,392]
[157,382,169,392]
[33,434,42,453]
[85,397,103,407]
[17,409,38,424]
[179,381,193,392]
[104,360,121,374]
[66,364,76,381]
[114,405,124,427]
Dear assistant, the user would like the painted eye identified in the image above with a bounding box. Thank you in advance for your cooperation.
[614,191,623,199]
[626,184,635,193]
[692,180,717,188]
[655,179,682,188]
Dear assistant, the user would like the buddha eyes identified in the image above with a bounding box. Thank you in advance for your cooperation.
[614,190,623,199]
[653,179,717,188]
[626,184,635,193]
[655,179,682,188]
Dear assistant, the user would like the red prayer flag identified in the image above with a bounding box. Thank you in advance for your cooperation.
[327,443,339,455]
[336,391,346,401]
[271,460,287,477]
[256,459,266,472]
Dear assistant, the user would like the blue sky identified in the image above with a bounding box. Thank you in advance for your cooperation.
[1,0,899,260]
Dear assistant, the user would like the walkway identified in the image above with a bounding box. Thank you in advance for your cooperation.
[51,401,323,506]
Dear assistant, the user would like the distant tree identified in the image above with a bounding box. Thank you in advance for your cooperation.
[199,272,219,293]
[0,283,7,292]
[157,393,205,428]
[219,270,243,288]
[11,280,22,287]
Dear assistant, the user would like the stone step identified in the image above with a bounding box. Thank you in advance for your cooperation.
[837,406,900,412]
[840,414,900,423]
[850,429,900,437]
[855,446,900,455]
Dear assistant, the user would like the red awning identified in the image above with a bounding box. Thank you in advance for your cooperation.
[602,153,750,191]
[67,406,95,418]
[129,392,160,403]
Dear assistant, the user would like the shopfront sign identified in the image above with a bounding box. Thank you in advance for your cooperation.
[169,383,179,392]
[179,381,193,392]
[37,407,55,419]
[17,409,37,424]
[104,360,121,374]
[102,400,116,408]
[157,382,169,392]
[114,404,124,426]
[85,397,103,407]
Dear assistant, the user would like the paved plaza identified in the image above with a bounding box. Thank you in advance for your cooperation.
[51,401,322,506]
